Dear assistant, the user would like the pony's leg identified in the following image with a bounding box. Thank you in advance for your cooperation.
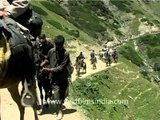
[29,81,39,120]
[105,59,108,67]
[7,84,25,120]
[93,63,95,69]
[113,56,115,63]
[40,86,44,108]
[84,64,87,73]
[116,55,118,63]
[37,81,44,109]
[44,88,49,108]
[44,80,51,108]
[78,67,81,76]
[76,66,80,76]
[108,57,111,66]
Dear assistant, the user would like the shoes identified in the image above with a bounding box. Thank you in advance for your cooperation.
[56,110,63,120]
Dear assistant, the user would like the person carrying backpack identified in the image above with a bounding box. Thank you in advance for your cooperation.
[41,35,72,120]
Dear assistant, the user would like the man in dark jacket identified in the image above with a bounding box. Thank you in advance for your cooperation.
[37,34,53,60]
[42,35,71,120]
[33,34,53,107]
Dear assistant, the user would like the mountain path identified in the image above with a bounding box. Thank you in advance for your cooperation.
[0,40,118,120]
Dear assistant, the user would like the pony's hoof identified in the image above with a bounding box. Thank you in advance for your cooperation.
[56,110,63,120]
[45,103,49,108]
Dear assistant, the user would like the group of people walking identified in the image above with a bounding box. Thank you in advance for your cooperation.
[33,34,72,119]
[74,46,118,75]
[0,1,118,120]
[99,46,118,66]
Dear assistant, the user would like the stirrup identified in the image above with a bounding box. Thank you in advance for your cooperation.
[21,79,35,107]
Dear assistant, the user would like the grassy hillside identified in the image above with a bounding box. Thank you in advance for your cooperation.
[31,0,160,44]
[70,56,160,120]
[31,0,97,45]
[69,33,160,120]
[69,32,160,119]
[29,1,160,119]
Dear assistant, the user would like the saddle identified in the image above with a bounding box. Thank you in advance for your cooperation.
[0,17,32,79]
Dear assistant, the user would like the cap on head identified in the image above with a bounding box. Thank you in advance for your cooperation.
[54,35,65,46]
[28,16,43,38]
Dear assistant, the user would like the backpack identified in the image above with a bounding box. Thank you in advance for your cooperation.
[15,7,43,38]
[26,10,43,38]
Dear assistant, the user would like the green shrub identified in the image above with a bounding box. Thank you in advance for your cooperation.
[151,57,160,71]
[110,0,132,13]
[154,63,160,71]
[67,5,106,37]
[147,21,154,26]
[114,30,123,36]
[138,34,160,47]
[47,20,63,30]
[147,47,160,58]
[69,6,106,31]
[140,18,149,22]
[40,1,68,18]
[68,0,79,6]
[32,5,48,16]
[47,20,79,37]
[85,0,113,18]
[71,72,109,112]
[67,30,80,37]
[119,45,144,66]
[152,20,160,25]
[133,9,144,15]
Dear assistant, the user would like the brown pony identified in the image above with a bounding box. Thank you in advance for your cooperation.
[0,28,38,120]
[75,58,86,76]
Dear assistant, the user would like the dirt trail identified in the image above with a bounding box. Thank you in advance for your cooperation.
[0,41,118,120]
